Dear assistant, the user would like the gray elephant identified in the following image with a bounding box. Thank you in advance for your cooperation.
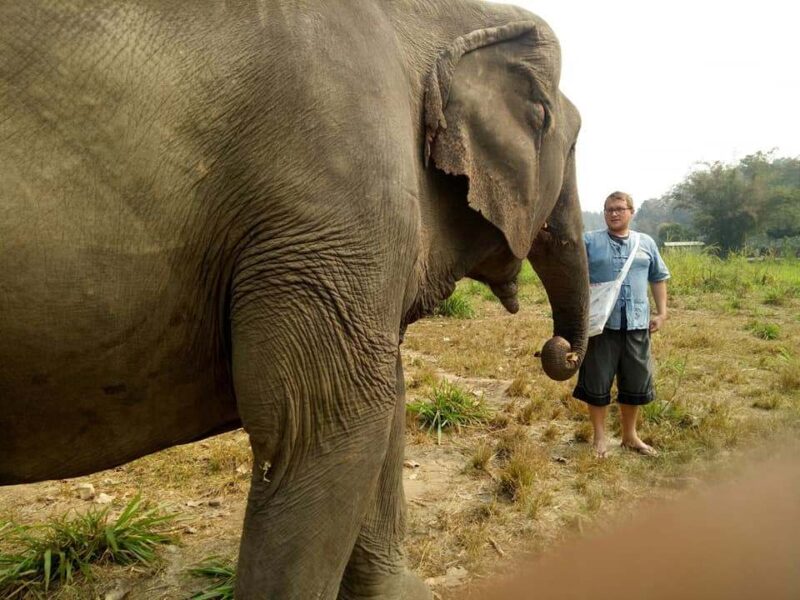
[0,0,588,598]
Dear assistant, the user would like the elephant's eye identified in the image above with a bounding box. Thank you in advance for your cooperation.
[531,102,547,131]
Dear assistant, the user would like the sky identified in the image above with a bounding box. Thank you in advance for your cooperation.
[490,0,800,212]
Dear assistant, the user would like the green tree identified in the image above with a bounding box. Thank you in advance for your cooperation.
[633,196,693,242]
[657,222,695,243]
[670,162,757,256]
[761,187,800,239]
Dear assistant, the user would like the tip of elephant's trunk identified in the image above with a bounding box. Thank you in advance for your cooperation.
[538,336,581,381]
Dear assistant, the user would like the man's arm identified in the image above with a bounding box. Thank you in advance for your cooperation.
[649,280,668,333]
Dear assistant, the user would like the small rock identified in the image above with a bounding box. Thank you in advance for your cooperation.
[408,472,419,480]
[76,483,95,501]
[186,500,202,508]
[184,526,198,534]
[425,566,468,589]
[95,493,115,505]
[403,459,420,469]
[236,463,250,475]
[442,566,468,587]
[207,498,223,507]
[104,582,130,600]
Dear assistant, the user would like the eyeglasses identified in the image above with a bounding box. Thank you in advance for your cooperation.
[604,207,631,215]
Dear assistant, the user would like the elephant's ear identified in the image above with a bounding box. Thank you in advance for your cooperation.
[424,21,560,259]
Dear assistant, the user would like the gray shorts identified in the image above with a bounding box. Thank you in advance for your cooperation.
[572,328,655,407]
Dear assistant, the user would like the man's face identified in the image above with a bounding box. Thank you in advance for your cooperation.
[604,199,633,233]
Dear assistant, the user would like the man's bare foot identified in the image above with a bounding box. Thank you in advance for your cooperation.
[593,440,608,459]
[621,439,658,456]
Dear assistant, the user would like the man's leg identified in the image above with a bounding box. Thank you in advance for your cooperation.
[573,330,621,458]
[617,330,658,456]
[588,404,609,458]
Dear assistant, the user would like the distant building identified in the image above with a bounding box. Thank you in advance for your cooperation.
[663,241,705,253]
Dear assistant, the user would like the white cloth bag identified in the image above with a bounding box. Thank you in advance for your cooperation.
[587,232,640,337]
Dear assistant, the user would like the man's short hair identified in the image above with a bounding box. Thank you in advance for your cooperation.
[605,191,634,211]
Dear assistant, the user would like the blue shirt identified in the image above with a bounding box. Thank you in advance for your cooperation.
[584,229,670,331]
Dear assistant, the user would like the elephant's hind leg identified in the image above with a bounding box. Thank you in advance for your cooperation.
[338,355,432,600]
[230,291,400,599]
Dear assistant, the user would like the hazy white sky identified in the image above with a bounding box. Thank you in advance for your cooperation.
[492,0,800,212]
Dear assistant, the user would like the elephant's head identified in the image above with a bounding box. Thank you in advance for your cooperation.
[423,20,588,381]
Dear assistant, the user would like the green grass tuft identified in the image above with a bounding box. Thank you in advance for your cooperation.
[189,557,237,600]
[642,398,695,428]
[748,321,781,340]
[407,381,490,444]
[435,290,475,319]
[0,496,175,598]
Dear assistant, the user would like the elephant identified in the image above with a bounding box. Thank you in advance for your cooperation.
[0,0,588,598]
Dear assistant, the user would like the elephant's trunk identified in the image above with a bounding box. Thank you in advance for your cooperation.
[529,232,589,380]
[528,158,589,381]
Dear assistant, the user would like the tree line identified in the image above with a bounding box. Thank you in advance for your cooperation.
[582,151,800,256]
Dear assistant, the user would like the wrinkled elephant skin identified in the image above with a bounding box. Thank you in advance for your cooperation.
[0,1,588,598]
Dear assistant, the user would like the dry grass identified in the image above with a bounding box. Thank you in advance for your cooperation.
[117,431,253,499]
[541,422,560,442]
[400,256,800,591]
[465,441,494,474]
[515,398,545,425]
[505,374,530,398]
[572,422,593,443]
[496,438,552,502]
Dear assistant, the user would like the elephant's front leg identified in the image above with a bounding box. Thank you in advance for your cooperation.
[231,292,400,599]
[338,355,432,600]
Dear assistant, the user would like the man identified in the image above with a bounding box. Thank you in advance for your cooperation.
[573,191,670,457]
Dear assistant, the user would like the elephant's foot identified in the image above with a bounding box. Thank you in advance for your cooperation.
[337,568,432,600]
[400,570,433,600]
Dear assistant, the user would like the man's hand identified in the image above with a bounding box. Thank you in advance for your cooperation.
[649,314,666,333]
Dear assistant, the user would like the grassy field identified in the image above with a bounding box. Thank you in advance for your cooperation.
[1,252,799,599]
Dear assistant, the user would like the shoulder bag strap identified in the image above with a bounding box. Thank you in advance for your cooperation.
[616,232,640,283]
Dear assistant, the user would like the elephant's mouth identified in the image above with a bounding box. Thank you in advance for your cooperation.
[489,280,520,314]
